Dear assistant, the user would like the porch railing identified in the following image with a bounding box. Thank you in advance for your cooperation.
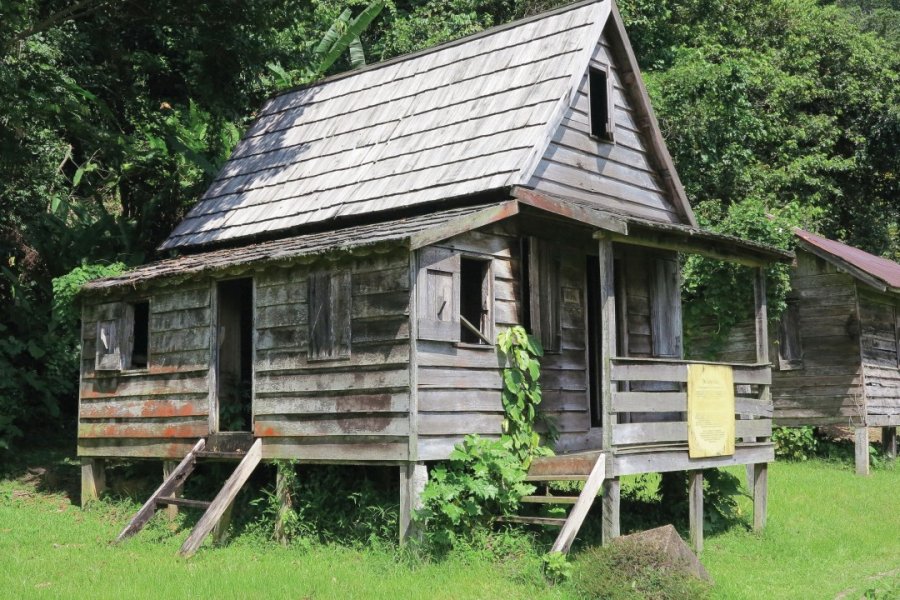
[607,357,773,450]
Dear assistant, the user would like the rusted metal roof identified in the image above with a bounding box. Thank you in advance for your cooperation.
[795,228,900,292]
[159,0,611,250]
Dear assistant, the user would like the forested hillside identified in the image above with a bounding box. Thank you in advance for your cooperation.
[1,0,897,451]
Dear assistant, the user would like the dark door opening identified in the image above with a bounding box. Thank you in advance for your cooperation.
[217,278,253,432]
[586,256,603,428]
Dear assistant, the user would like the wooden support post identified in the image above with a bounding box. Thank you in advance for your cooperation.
[748,267,771,495]
[689,470,703,554]
[855,426,870,476]
[753,463,768,532]
[882,427,897,460]
[601,477,620,545]
[80,458,106,506]
[274,466,294,545]
[212,501,234,546]
[162,461,181,520]
[399,463,428,544]
[597,236,617,451]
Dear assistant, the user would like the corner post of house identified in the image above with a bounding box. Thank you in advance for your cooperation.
[688,470,703,553]
[749,266,770,522]
[80,457,106,506]
[399,463,428,544]
[162,460,182,520]
[274,463,294,545]
[855,426,870,476]
[597,234,620,545]
[882,427,897,460]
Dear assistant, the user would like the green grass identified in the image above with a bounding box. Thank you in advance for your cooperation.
[1,452,898,599]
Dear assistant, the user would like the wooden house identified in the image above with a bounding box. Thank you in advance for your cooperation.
[774,230,899,474]
[77,0,790,554]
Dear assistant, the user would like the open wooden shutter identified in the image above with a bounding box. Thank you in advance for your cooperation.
[649,256,682,358]
[777,298,803,370]
[417,247,460,342]
[96,318,123,371]
[308,270,351,360]
[528,238,560,353]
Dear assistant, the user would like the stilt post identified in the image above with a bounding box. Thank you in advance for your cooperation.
[81,458,106,506]
[400,463,428,544]
[882,426,897,460]
[274,464,294,545]
[855,426,870,476]
[601,477,620,545]
[689,470,703,553]
[162,461,181,520]
[753,463,768,532]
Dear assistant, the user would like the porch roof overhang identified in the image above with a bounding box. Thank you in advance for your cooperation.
[509,188,793,267]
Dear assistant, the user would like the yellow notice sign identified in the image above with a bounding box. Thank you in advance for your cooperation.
[687,363,735,458]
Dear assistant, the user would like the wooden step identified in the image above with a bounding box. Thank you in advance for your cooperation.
[156,497,211,510]
[499,515,567,527]
[524,474,588,482]
[520,495,580,505]
[195,451,247,460]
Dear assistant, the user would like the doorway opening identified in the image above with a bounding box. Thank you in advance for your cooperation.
[217,278,253,432]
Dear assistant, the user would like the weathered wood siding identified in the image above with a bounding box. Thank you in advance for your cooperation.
[78,284,213,458]
[528,33,681,224]
[416,229,591,460]
[254,248,412,462]
[772,251,865,426]
[858,287,900,426]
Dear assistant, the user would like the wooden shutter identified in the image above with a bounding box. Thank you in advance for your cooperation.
[649,257,682,358]
[308,270,351,360]
[778,299,803,370]
[528,238,560,353]
[95,319,123,371]
[417,247,461,342]
[894,304,899,368]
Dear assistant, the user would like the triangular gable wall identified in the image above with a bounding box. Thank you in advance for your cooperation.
[523,3,696,226]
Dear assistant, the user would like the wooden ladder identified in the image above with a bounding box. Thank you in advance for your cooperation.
[502,452,606,554]
[115,437,263,557]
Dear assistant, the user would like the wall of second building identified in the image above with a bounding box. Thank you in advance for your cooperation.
[858,287,900,426]
[254,247,412,462]
[773,250,866,426]
[415,226,592,460]
[78,282,214,459]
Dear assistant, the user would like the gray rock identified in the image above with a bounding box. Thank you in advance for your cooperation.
[612,524,712,582]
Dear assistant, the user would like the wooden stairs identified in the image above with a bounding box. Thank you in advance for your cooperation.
[502,451,607,554]
[115,434,262,557]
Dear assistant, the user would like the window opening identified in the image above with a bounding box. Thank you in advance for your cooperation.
[129,301,149,369]
[778,298,803,370]
[589,67,614,141]
[460,257,492,344]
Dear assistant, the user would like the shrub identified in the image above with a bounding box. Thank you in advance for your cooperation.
[569,541,712,600]
[773,426,818,461]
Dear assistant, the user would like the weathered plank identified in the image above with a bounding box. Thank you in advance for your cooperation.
[254,415,409,437]
[551,453,606,554]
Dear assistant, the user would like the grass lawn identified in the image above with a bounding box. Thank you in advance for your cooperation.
[1,451,897,599]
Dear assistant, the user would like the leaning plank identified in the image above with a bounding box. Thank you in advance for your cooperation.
[116,439,205,542]
[179,438,262,557]
[551,452,606,554]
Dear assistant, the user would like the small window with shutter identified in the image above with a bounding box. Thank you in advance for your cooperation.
[417,248,461,342]
[778,298,803,370]
[589,66,615,141]
[308,270,351,361]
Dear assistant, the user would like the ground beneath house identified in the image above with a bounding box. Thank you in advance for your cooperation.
[1,446,898,599]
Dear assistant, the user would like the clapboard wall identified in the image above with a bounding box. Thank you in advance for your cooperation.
[254,248,412,462]
[772,251,866,426]
[528,32,681,224]
[78,283,213,458]
[858,287,900,426]
[415,228,591,460]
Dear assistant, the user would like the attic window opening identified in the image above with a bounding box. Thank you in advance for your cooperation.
[589,66,615,141]
[129,301,150,370]
[460,257,493,345]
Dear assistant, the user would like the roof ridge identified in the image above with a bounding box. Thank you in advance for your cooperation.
[266,0,606,101]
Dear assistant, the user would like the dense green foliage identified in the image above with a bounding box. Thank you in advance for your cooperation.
[2,0,898,450]
[772,426,819,461]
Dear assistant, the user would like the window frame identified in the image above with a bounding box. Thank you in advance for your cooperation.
[778,297,804,370]
[588,65,615,142]
[458,254,495,347]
